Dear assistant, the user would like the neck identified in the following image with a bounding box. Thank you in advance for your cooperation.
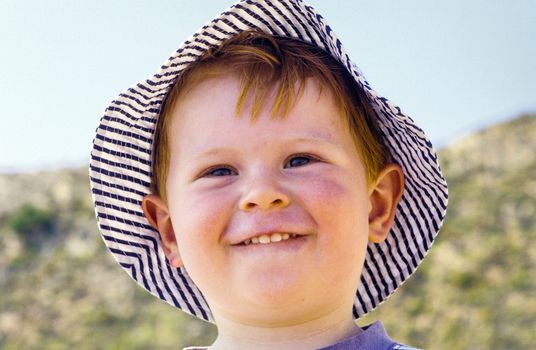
[209,303,361,350]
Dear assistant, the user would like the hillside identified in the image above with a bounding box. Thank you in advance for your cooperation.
[1,114,535,349]
[358,114,536,349]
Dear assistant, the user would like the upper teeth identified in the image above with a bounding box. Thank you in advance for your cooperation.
[243,233,296,245]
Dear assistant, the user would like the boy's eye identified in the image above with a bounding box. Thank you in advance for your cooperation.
[201,166,237,177]
[285,154,317,168]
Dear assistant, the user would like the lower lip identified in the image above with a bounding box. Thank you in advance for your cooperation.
[231,235,308,255]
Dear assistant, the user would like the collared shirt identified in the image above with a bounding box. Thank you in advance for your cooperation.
[318,321,418,350]
[183,321,419,350]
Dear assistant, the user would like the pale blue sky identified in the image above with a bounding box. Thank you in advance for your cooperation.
[1,0,535,172]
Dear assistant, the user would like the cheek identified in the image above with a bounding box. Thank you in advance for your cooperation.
[168,188,235,266]
[296,174,369,277]
[171,185,233,229]
[297,172,369,230]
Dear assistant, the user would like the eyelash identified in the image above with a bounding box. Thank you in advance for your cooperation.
[200,165,238,178]
[284,153,319,168]
[199,153,320,178]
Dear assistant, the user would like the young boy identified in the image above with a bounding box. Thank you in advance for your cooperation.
[89,1,448,349]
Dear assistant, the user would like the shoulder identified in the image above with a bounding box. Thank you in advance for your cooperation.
[390,344,422,350]
[358,321,422,350]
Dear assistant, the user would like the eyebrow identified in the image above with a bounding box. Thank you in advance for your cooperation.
[292,133,341,146]
[193,132,341,158]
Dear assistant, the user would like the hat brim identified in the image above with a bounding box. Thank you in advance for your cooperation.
[89,0,448,323]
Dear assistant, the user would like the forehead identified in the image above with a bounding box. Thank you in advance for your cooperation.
[171,74,345,137]
[169,55,349,118]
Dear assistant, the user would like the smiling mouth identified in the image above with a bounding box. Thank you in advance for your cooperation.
[240,232,300,246]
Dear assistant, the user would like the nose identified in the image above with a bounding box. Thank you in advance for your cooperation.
[239,177,290,212]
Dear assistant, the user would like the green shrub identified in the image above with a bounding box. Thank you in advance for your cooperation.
[9,204,57,248]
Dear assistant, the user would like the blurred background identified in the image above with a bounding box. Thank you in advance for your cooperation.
[0,1,535,349]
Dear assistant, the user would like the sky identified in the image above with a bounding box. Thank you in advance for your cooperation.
[1,0,535,173]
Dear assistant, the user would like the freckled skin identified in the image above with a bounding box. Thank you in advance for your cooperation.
[165,74,372,327]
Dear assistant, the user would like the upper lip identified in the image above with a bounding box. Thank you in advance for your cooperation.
[226,212,314,245]
[230,229,311,246]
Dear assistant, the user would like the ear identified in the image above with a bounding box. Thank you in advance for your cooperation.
[141,194,183,268]
[368,164,405,243]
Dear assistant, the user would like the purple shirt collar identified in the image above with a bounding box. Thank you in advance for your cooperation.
[183,321,412,350]
[317,321,399,350]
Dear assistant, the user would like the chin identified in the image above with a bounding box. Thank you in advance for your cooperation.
[245,270,308,301]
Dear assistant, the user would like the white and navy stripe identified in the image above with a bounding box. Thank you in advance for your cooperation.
[89,0,448,323]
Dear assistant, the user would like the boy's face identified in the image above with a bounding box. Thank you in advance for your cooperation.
[163,75,373,325]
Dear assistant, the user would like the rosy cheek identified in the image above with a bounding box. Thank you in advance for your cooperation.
[298,175,366,241]
[169,191,233,284]
[297,174,355,208]
[299,178,349,230]
[172,188,233,243]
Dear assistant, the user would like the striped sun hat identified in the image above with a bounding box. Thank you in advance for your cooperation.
[89,0,448,323]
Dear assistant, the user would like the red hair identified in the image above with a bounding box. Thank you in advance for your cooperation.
[152,30,390,201]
